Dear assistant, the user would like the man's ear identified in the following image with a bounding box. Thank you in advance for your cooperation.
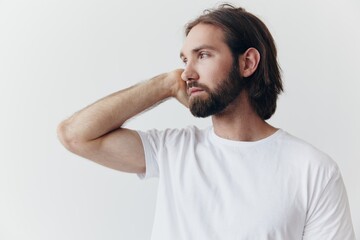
[238,47,260,77]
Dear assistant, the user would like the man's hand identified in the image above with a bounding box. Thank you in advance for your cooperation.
[165,69,189,108]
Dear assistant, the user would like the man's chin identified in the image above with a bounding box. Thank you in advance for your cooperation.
[189,99,213,118]
[189,109,211,118]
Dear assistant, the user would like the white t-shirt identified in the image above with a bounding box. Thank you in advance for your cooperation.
[137,126,355,240]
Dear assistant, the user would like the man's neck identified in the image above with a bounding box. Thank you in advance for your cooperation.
[211,92,277,142]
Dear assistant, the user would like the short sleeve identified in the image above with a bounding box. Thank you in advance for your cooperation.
[303,165,356,240]
[136,130,160,180]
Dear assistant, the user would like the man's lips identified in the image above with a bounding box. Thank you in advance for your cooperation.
[188,87,204,96]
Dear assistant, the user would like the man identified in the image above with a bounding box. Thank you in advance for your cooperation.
[57,4,355,240]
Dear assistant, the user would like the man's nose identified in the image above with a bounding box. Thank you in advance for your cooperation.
[181,62,199,82]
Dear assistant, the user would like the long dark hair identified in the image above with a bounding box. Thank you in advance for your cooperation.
[185,4,283,120]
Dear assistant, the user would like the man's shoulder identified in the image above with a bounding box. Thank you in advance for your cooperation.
[137,125,211,143]
[279,130,338,171]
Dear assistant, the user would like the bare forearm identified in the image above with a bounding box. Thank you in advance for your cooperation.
[58,73,173,144]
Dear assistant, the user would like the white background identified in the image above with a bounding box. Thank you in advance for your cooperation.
[0,0,359,239]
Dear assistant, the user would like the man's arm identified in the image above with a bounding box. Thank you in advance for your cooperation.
[57,69,188,173]
[302,166,356,239]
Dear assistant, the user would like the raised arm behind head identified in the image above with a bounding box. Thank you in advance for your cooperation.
[57,69,187,173]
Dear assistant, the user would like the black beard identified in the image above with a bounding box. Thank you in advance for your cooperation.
[189,61,244,118]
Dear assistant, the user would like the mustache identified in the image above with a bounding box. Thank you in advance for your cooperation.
[186,81,210,92]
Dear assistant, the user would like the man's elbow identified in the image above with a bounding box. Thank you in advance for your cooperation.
[57,120,86,154]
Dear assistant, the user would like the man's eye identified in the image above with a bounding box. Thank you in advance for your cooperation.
[182,58,187,65]
[199,52,210,59]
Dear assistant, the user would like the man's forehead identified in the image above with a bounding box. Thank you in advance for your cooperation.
[180,23,226,56]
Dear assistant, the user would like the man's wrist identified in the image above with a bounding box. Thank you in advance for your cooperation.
[150,72,176,99]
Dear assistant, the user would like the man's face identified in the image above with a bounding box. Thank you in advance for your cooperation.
[180,23,244,117]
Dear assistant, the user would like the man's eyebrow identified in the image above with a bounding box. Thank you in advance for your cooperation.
[180,45,218,59]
